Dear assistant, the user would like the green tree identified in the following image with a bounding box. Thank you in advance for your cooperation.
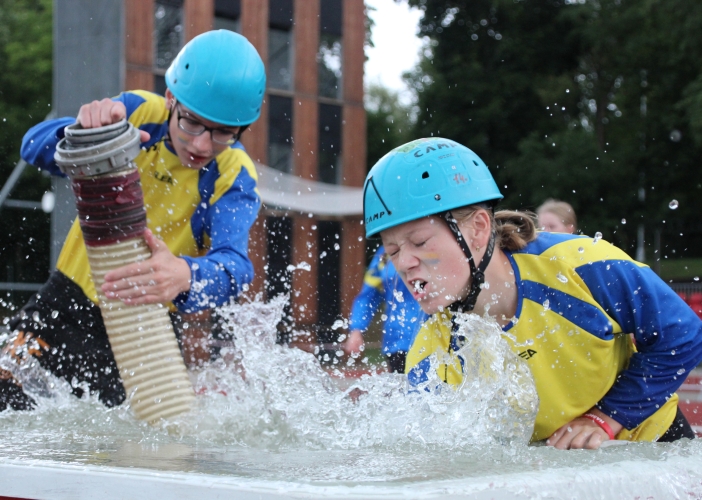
[406,0,702,261]
[365,83,413,171]
[0,0,53,300]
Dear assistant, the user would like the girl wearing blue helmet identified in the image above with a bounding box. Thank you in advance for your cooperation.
[4,31,266,410]
[364,137,702,450]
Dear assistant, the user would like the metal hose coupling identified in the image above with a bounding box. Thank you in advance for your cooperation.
[54,120,195,425]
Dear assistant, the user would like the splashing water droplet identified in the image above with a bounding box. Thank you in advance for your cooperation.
[578,247,584,253]
[621,219,626,225]
[51,310,59,319]
[593,232,602,243]
[669,200,679,210]
[330,318,348,330]
[542,299,550,311]
[556,272,568,284]
[287,262,311,272]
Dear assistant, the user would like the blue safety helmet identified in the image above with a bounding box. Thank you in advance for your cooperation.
[363,138,503,238]
[165,30,266,126]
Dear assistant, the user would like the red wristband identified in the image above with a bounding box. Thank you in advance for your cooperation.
[582,413,615,440]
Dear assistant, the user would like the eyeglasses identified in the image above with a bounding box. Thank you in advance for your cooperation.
[176,105,237,145]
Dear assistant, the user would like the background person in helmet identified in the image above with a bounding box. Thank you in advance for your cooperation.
[363,137,702,449]
[2,30,265,410]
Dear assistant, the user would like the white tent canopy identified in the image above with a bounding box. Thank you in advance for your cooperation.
[255,162,364,217]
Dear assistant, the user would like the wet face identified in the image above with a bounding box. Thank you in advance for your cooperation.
[165,90,239,170]
[381,216,472,315]
[538,211,573,233]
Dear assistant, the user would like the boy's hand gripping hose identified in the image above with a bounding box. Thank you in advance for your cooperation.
[54,120,195,425]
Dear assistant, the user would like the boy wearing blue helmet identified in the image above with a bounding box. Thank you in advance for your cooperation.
[364,137,702,449]
[2,30,265,409]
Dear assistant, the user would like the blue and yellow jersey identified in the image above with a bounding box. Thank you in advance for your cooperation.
[348,246,427,354]
[406,232,702,442]
[20,90,261,312]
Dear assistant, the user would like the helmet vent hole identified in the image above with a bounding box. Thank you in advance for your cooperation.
[185,63,190,70]
[435,194,441,201]
[422,171,429,179]
[473,160,479,166]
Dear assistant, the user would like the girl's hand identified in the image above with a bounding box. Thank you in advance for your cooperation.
[546,409,622,450]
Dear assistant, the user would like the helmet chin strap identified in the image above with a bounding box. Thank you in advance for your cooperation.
[442,211,496,313]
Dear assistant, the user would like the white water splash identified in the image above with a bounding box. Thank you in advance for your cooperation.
[0,295,537,453]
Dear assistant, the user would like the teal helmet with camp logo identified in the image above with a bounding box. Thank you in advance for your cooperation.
[363,138,503,237]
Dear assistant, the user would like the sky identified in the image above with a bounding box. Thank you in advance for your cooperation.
[364,0,424,104]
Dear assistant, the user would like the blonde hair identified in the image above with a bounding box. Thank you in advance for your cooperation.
[452,206,538,251]
[536,199,577,232]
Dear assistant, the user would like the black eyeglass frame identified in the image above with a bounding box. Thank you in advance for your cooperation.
[175,104,238,146]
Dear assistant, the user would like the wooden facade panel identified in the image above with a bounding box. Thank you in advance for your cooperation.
[292,96,318,180]
[293,0,319,96]
[241,0,269,164]
[183,0,214,43]
[246,216,268,297]
[339,0,368,326]
[291,217,319,326]
[340,219,365,319]
[184,0,214,41]
[241,0,269,62]
[342,0,366,105]
[125,0,153,69]
[125,69,154,92]
[342,104,366,187]
[242,95,269,164]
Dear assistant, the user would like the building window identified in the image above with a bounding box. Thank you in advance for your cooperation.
[214,0,240,33]
[269,0,293,91]
[268,95,293,173]
[266,216,293,342]
[318,0,343,100]
[319,103,342,184]
[154,0,183,96]
[317,221,342,329]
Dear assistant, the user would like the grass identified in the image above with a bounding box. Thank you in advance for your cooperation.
[649,258,702,282]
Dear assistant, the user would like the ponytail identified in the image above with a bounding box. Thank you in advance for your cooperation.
[452,206,537,251]
[494,210,538,251]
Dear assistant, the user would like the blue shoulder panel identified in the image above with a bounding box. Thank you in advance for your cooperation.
[519,232,588,255]
[521,280,615,340]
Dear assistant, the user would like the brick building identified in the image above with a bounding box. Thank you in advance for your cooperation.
[78,0,368,340]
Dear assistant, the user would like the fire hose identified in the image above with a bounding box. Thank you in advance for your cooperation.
[54,120,195,424]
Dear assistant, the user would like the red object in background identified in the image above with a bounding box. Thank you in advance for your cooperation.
[676,292,702,320]
[688,293,702,320]
[679,372,702,436]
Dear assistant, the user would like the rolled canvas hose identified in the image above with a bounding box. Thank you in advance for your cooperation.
[54,120,195,424]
